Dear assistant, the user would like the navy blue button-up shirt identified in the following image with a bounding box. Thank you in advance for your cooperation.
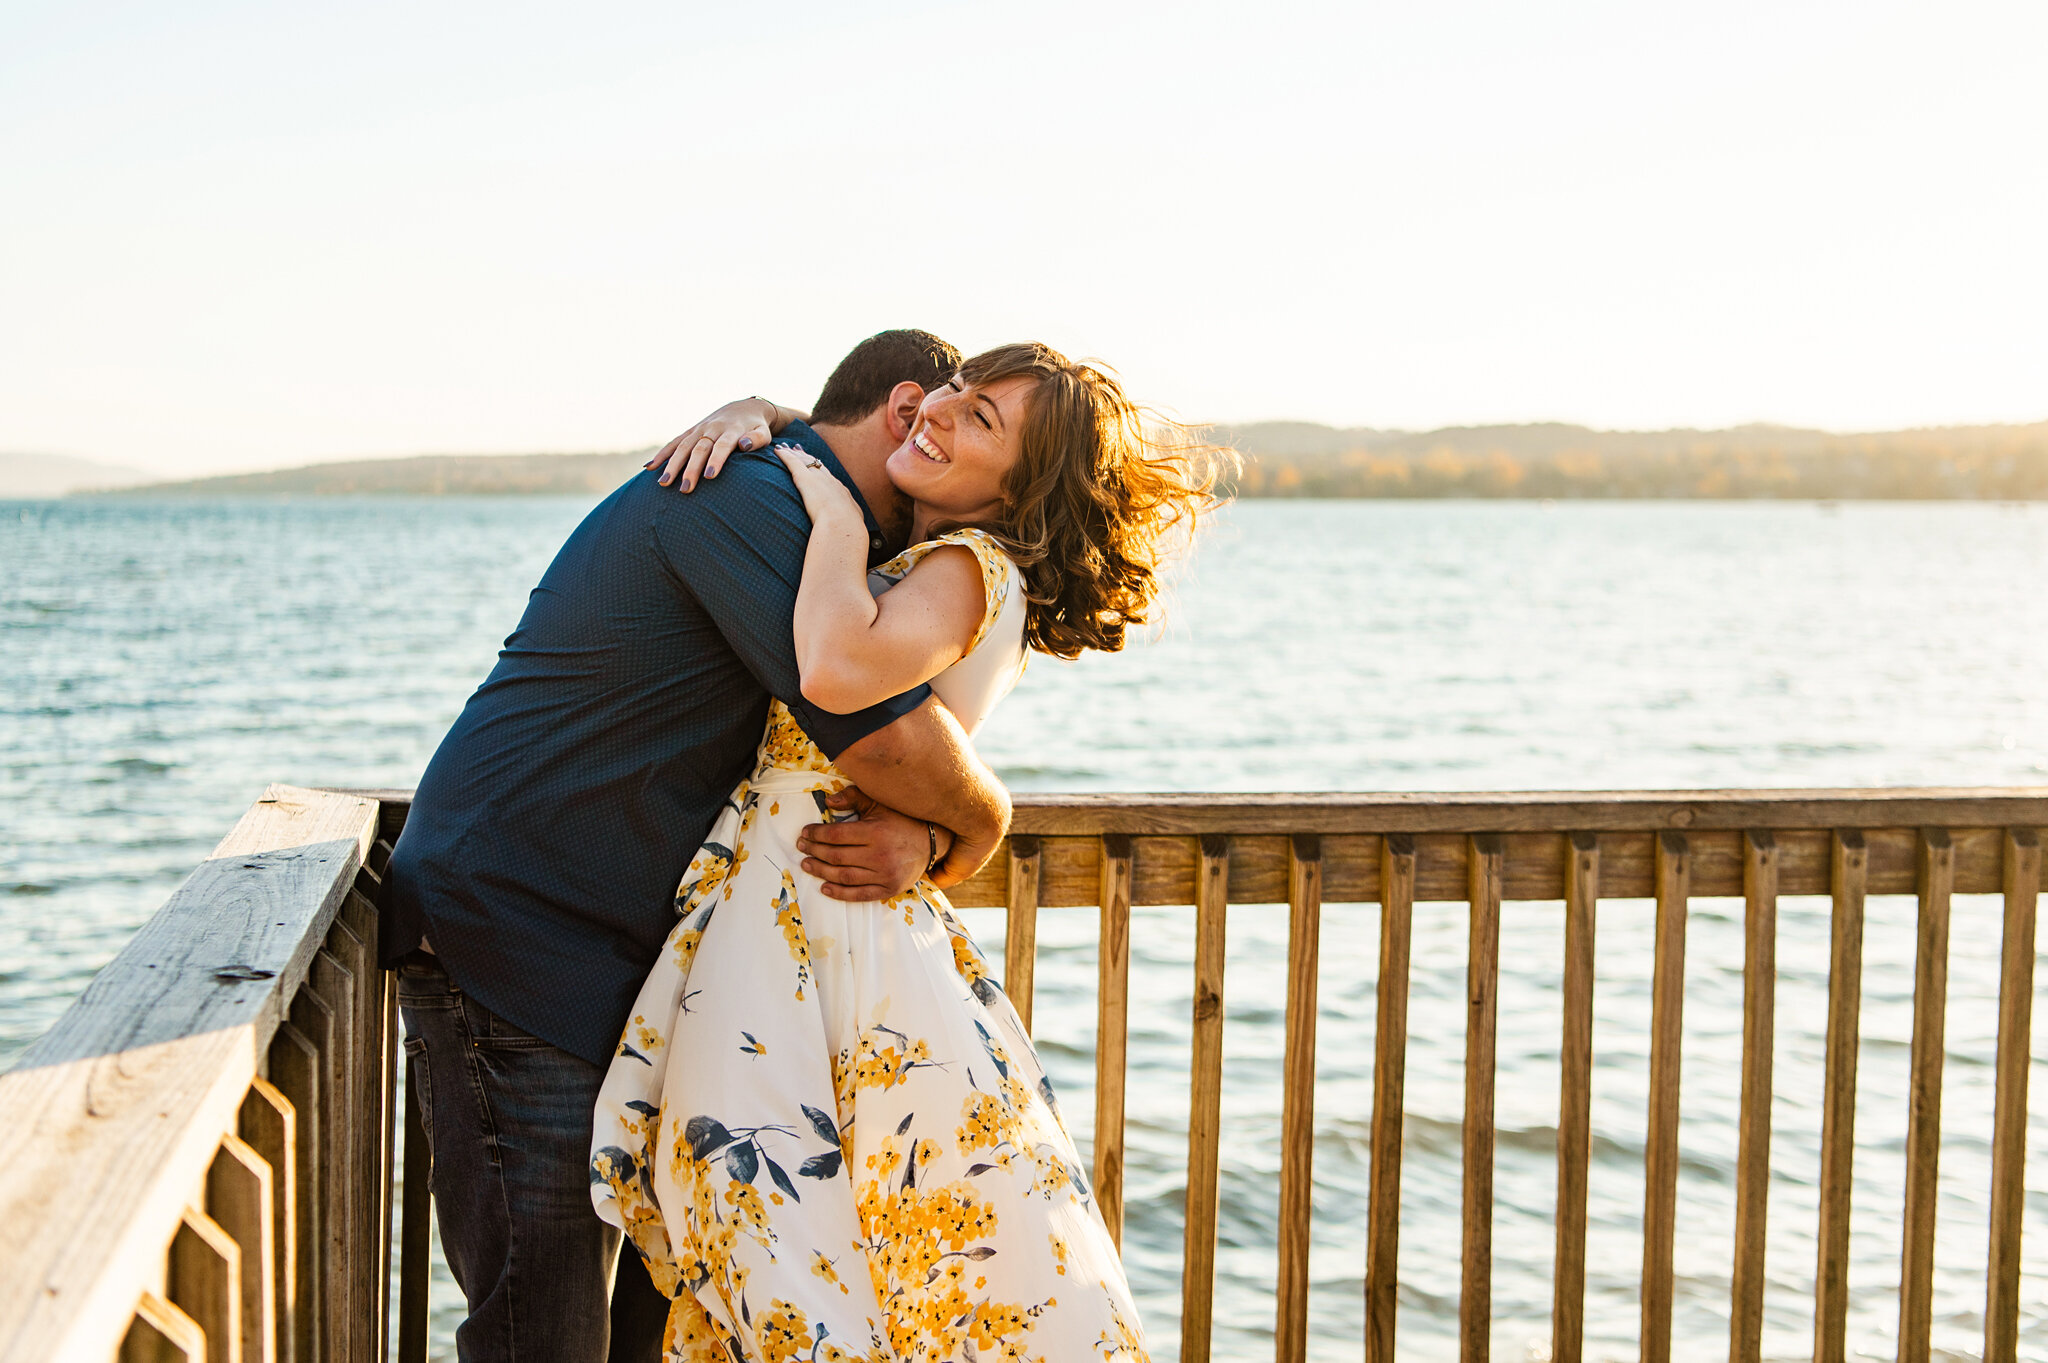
[384,422,927,1064]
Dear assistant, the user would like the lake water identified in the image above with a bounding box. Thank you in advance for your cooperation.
[5,495,2047,1361]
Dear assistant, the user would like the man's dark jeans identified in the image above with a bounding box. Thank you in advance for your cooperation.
[398,955,667,1362]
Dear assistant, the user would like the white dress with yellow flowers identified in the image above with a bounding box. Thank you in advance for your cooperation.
[590,528,1149,1363]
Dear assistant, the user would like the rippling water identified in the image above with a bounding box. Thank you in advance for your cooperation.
[5,496,2047,1361]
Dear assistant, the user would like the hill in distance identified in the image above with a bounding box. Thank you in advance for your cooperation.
[73,419,2048,500]
[2,452,153,497]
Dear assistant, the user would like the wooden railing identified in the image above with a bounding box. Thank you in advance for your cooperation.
[0,786,403,1363]
[1,786,2042,1363]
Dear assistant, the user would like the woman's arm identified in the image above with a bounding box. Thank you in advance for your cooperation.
[776,447,985,715]
[646,396,809,491]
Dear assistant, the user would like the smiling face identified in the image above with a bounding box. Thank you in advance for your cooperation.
[885,373,1039,532]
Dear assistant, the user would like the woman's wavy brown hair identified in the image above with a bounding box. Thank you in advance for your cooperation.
[940,342,1238,660]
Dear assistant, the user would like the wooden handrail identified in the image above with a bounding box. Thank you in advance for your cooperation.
[0,785,380,1363]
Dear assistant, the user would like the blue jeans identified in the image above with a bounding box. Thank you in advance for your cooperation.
[398,955,667,1362]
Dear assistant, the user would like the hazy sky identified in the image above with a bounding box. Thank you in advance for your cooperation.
[4,0,2044,475]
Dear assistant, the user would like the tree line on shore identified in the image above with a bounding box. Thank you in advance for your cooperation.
[1217,420,2048,499]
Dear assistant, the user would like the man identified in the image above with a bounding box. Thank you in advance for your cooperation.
[382,329,1012,1362]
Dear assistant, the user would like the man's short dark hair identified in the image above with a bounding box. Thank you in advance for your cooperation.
[810,329,961,427]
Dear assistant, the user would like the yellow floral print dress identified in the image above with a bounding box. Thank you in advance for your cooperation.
[591,530,1149,1363]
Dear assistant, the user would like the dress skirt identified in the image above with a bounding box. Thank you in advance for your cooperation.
[591,762,1149,1363]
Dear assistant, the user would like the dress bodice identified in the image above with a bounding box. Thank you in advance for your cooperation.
[751,529,1027,781]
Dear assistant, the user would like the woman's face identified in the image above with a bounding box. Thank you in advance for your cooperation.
[886,373,1038,524]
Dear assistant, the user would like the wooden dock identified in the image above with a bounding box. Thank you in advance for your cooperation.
[0,784,2041,1362]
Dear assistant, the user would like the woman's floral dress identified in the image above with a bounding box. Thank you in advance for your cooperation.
[590,529,1149,1363]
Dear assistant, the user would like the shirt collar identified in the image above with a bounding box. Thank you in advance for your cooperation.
[776,420,897,567]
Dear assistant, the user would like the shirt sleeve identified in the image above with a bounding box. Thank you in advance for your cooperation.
[645,455,931,758]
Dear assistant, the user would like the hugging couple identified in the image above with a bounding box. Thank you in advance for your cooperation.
[383,331,1228,1362]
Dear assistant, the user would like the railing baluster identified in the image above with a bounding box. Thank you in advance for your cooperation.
[340,887,396,1362]
[1552,832,1599,1363]
[324,914,378,1363]
[1640,831,1690,1363]
[271,1016,325,1363]
[1366,834,1417,1363]
[1181,834,1231,1363]
[1276,834,1323,1363]
[1898,829,1954,1363]
[1985,829,2041,1363]
[1814,830,1867,1363]
[1095,833,1135,1249]
[1462,834,1503,1363]
[239,1081,296,1363]
[1004,837,1043,1034]
[1729,831,1778,1363]
[206,1135,277,1363]
[125,1290,207,1362]
[169,1209,242,1363]
[302,965,353,1363]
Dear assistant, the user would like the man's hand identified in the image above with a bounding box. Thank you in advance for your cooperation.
[796,787,954,901]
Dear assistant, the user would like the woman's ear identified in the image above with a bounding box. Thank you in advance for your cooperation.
[884,381,926,442]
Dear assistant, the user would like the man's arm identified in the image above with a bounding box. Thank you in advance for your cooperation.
[797,697,1012,901]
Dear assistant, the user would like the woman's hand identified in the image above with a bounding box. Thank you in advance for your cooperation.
[775,444,863,525]
[646,397,784,492]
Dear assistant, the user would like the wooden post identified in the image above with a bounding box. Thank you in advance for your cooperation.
[1985,829,2040,1363]
[1813,831,1866,1363]
[1551,833,1598,1363]
[1728,831,1777,1363]
[1180,835,1231,1363]
[1462,834,1503,1363]
[205,1136,277,1363]
[1639,831,1689,1363]
[273,1013,326,1363]
[1897,830,1954,1363]
[170,1210,243,1363]
[1004,838,1043,1035]
[1093,834,1134,1249]
[303,964,354,1363]
[1275,835,1323,1363]
[239,1081,296,1363]
[123,1292,207,1363]
[1366,834,1416,1363]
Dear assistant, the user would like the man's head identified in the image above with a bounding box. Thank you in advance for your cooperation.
[810,329,961,428]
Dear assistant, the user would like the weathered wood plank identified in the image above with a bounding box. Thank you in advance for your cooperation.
[1461,835,1502,1363]
[1640,832,1689,1363]
[1366,834,1416,1363]
[1813,832,1866,1363]
[238,1081,295,1363]
[1003,839,1042,1035]
[1985,829,2040,1363]
[1275,835,1322,1363]
[1180,836,1230,1363]
[169,1210,241,1363]
[304,963,356,1363]
[1729,832,1777,1363]
[1551,833,1598,1363]
[1093,835,1134,1250]
[1898,830,1954,1363]
[122,1291,206,1363]
[205,1135,275,1363]
[271,1016,324,1363]
[0,788,375,1363]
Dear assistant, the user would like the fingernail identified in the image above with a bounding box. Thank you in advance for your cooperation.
[681,479,693,492]
[738,438,752,451]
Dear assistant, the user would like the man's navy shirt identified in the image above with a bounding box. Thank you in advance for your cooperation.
[384,422,927,1065]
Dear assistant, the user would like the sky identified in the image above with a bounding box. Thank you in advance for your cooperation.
[3,0,2045,477]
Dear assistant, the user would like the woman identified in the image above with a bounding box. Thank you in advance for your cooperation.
[590,342,1229,1363]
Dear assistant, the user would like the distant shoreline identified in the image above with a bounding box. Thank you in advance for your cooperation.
[37,417,2048,501]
